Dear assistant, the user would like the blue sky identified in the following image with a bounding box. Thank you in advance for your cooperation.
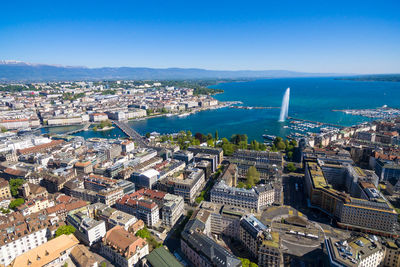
[1,0,399,73]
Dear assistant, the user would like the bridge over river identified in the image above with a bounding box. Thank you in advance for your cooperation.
[112,120,149,147]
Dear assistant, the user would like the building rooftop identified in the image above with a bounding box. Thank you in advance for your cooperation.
[11,234,79,267]
[326,235,382,267]
[145,246,183,267]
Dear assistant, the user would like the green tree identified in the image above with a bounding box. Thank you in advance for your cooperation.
[239,258,258,267]
[231,134,248,145]
[0,207,10,214]
[238,140,248,150]
[195,132,206,143]
[246,166,260,187]
[290,139,297,147]
[1,127,7,133]
[207,139,214,147]
[145,132,151,138]
[195,196,204,204]
[215,130,219,141]
[9,178,25,197]
[55,225,76,237]
[206,133,213,140]
[287,162,297,172]
[192,139,201,146]
[259,143,267,151]
[273,137,286,151]
[9,198,25,210]
[237,182,245,188]
[222,142,235,156]
[250,140,260,151]
[99,120,112,129]
[136,228,151,239]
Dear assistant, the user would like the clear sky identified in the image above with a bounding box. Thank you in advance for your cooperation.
[1,0,399,74]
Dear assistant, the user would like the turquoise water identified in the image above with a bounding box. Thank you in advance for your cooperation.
[43,78,400,141]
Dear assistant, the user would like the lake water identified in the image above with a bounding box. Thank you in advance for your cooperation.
[43,77,400,141]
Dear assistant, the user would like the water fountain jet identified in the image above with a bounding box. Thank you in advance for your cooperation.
[279,87,290,122]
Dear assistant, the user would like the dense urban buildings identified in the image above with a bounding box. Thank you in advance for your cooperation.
[0,79,399,266]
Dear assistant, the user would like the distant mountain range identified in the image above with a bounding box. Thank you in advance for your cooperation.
[0,60,348,82]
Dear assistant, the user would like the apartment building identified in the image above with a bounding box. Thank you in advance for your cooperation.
[325,236,384,267]
[11,234,79,267]
[0,178,11,199]
[180,215,241,267]
[187,146,224,164]
[200,201,248,239]
[239,214,282,267]
[383,239,400,267]
[157,167,205,203]
[115,188,183,227]
[67,207,107,246]
[100,226,149,267]
[304,159,397,235]
[0,212,62,266]
[210,180,275,212]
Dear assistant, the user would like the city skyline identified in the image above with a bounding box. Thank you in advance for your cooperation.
[1,0,399,74]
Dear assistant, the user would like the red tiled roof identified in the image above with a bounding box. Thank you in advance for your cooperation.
[4,168,27,177]
[17,140,64,155]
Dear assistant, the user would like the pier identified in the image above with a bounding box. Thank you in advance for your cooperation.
[287,117,344,128]
[113,120,149,147]
[64,123,91,135]
[229,106,280,110]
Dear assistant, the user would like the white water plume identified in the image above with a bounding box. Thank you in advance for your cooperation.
[279,87,290,122]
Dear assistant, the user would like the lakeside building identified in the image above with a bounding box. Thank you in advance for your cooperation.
[325,235,384,267]
[89,112,109,122]
[303,151,398,236]
[210,180,275,212]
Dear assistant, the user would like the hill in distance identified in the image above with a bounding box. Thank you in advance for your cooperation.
[0,60,349,82]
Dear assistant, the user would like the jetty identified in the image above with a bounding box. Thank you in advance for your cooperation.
[113,120,149,147]
[230,106,280,110]
[287,117,344,129]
